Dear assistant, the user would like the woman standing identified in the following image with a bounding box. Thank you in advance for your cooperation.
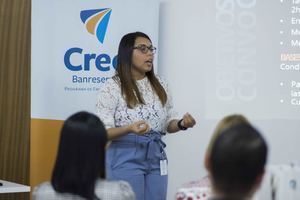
[96,32,196,200]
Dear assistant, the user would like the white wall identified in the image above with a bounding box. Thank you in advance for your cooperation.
[157,1,300,199]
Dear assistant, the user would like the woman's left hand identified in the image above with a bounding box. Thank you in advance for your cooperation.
[181,113,196,128]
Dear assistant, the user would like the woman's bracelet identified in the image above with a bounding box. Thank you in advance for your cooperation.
[177,119,188,130]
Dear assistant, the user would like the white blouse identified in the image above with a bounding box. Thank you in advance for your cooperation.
[96,75,178,133]
[33,179,135,200]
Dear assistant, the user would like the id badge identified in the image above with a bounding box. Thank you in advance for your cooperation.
[160,159,168,176]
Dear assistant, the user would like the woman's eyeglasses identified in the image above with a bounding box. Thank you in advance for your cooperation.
[133,44,157,54]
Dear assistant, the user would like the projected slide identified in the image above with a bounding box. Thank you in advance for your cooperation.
[205,0,300,119]
[279,0,300,106]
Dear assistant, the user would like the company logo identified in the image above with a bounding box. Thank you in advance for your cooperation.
[80,8,112,44]
[64,8,117,73]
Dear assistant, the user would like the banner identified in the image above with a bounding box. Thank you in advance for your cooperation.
[31,0,159,187]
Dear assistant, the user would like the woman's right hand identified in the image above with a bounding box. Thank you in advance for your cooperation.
[107,121,150,140]
[128,121,150,135]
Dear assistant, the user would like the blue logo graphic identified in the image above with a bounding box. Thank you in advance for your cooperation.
[64,8,117,74]
[80,8,112,44]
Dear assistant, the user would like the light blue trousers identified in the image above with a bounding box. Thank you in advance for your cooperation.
[106,131,168,200]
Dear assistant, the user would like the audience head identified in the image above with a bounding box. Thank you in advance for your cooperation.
[205,114,249,170]
[209,123,268,199]
[51,111,107,199]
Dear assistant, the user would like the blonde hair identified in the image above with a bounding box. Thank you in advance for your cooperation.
[206,114,249,154]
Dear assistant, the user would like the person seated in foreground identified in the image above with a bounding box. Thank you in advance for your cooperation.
[207,123,268,200]
[33,111,135,200]
[175,114,251,200]
[204,114,250,170]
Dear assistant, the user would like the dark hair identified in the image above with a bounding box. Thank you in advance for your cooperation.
[51,111,107,200]
[114,31,167,108]
[210,124,268,198]
[207,114,249,154]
